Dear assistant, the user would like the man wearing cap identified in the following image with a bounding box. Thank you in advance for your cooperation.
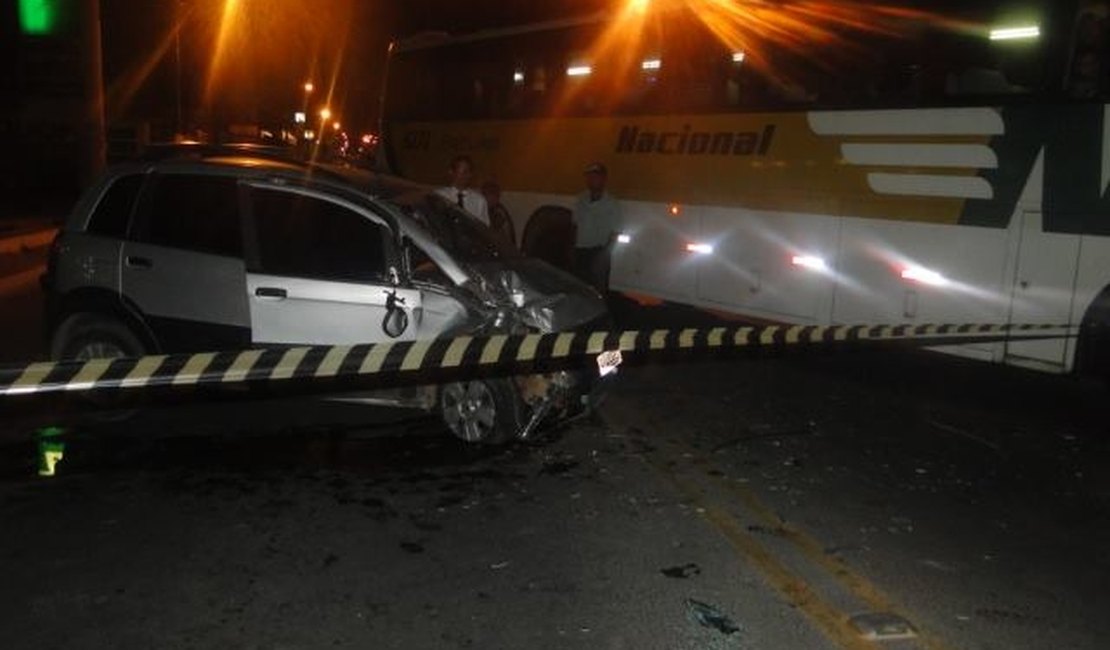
[573,162,622,294]
[436,155,490,226]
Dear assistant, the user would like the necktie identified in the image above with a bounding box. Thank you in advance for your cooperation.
[457,191,465,208]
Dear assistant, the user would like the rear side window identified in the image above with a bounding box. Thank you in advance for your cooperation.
[86,174,144,237]
[249,188,388,283]
[135,174,243,258]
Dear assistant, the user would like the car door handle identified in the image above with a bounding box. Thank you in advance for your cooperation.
[254,287,287,300]
[125,255,153,269]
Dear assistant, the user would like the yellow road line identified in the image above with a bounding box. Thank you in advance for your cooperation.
[643,453,879,650]
[683,448,958,650]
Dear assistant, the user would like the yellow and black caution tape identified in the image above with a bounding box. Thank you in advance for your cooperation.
[0,322,1073,406]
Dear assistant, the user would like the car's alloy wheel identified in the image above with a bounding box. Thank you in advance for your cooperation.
[439,379,524,445]
[73,340,129,361]
[441,381,497,442]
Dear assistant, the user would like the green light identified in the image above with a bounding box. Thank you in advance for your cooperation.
[19,0,59,36]
[36,427,66,477]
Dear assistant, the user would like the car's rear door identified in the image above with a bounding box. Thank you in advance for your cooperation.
[243,183,421,346]
[121,172,251,352]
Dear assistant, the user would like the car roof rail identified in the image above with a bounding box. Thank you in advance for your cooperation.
[135,142,307,164]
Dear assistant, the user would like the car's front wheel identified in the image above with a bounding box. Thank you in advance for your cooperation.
[439,379,524,445]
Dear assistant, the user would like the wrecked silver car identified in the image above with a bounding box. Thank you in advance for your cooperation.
[353,179,613,444]
[45,150,610,444]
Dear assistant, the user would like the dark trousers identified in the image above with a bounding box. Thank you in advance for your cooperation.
[574,245,611,294]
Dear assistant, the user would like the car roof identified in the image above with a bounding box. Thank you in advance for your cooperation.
[107,143,427,202]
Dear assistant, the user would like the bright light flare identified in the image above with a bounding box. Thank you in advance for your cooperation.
[668,204,682,216]
[201,0,354,117]
[642,58,662,70]
[293,111,306,124]
[989,25,1040,41]
[617,234,633,244]
[319,107,332,120]
[792,255,828,272]
[685,0,967,88]
[512,70,525,84]
[686,243,714,255]
[567,65,593,77]
[901,266,949,287]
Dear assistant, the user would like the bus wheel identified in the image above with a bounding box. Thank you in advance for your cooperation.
[522,205,575,273]
[1077,285,1110,381]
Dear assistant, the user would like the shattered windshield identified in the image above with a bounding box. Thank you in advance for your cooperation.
[389,190,520,265]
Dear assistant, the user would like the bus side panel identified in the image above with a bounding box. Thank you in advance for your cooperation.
[831,218,1014,362]
[694,206,838,323]
[611,200,700,304]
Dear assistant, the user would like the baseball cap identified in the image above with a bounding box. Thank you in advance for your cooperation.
[583,162,607,175]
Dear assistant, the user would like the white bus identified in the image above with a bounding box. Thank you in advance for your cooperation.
[381,0,1110,376]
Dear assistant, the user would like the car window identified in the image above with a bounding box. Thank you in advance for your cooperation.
[135,174,243,258]
[249,188,389,283]
[86,173,144,238]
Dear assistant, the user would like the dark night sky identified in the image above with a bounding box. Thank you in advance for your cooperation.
[20,0,1005,135]
[93,0,615,134]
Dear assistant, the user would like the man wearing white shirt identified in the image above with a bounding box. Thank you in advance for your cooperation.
[436,155,490,226]
[573,162,622,294]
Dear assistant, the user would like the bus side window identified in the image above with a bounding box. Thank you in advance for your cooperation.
[939,28,1046,105]
[1066,2,1110,100]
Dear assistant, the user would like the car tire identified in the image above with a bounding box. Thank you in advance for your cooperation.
[49,314,147,419]
[52,313,146,361]
[439,378,525,445]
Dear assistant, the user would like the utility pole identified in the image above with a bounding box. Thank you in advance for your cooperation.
[77,0,106,187]
[175,0,184,139]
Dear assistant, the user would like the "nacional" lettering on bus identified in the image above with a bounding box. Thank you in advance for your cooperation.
[615,124,776,157]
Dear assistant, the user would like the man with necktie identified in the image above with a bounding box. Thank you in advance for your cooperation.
[436,155,490,226]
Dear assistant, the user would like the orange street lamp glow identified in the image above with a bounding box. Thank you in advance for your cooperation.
[319,107,332,121]
[303,81,314,93]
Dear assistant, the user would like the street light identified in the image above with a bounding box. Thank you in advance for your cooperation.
[303,81,314,93]
[319,107,332,121]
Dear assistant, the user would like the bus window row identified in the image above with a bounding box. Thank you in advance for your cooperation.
[387,1,1110,120]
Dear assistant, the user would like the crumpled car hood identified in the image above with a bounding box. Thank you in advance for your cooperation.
[470,259,610,332]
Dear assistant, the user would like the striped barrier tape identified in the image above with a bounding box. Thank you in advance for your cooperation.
[0,323,1074,406]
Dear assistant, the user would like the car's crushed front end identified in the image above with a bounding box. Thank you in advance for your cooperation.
[392,192,613,440]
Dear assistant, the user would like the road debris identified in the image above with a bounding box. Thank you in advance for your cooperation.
[686,598,741,635]
[848,612,917,641]
[660,563,701,579]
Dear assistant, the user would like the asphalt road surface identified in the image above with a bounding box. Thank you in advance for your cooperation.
[1,249,1108,649]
